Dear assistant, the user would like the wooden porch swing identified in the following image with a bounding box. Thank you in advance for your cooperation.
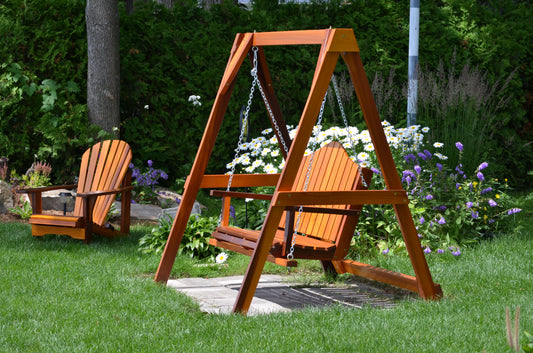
[155,28,442,315]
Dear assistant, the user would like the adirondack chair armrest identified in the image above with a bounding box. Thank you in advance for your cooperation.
[16,184,78,194]
[16,184,78,214]
[76,186,133,198]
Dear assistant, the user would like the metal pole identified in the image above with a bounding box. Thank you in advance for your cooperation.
[407,0,420,127]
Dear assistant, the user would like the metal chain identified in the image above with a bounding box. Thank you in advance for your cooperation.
[287,90,327,261]
[219,48,261,226]
[254,52,290,155]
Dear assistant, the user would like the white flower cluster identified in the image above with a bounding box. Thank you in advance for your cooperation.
[226,121,445,174]
[188,95,202,106]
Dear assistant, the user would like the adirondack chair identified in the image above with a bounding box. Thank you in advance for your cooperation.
[21,140,133,243]
[209,141,373,272]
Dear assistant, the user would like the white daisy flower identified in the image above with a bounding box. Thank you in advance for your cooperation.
[216,252,228,264]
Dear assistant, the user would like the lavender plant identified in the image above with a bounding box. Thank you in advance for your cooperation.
[129,160,168,204]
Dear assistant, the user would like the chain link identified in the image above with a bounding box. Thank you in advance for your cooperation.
[254,53,289,155]
[287,89,327,261]
[219,48,261,226]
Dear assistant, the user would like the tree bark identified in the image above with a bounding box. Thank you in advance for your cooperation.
[86,0,120,136]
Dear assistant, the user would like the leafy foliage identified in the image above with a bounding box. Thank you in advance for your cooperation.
[8,196,32,220]
[138,214,219,260]
[0,61,110,183]
[0,0,531,187]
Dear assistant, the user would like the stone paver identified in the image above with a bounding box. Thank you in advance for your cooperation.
[167,274,406,316]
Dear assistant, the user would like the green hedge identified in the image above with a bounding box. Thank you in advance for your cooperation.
[1,0,531,186]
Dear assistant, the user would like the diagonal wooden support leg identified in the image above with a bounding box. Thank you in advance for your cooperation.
[233,206,284,314]
[394,204,442,299]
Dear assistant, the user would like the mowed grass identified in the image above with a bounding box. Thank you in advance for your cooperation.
[0,195,531,352]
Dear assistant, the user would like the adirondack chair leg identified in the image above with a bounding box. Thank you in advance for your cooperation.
[83,196,97,244]
[120,170,132,234]
[28,192,43,214]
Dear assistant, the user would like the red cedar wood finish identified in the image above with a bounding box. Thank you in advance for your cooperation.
[22,140,133,244]
[155,29,442,315]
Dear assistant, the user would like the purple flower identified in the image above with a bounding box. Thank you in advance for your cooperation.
[466,201,473,208]
[424,150,432,160]
[477,162,489,171]
[382,248,389,255]
[488,199,497,207]
[371,167,381,175]
[507,208,522,215]
[438,217,446,225]
[403,154,417,163]
[437,249,445,254]
[419,216,425,224]
[424,247,431,254]
[129,163,135,169]
[476,172,485,181]
[456,183,461,190]
[414,165,422,174]
[147,160,153,167]
[455,142,464,152]
[471,211,479,219]
[436,163,443,172]
[425,194,434,200]
[402,170,415,184]
[481,187,493,194]
[449,246,461,256]
[417,152,428,161]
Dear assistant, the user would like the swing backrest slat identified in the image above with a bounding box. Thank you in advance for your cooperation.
[279,141,367,244]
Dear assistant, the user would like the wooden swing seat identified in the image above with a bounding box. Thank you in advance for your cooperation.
[21,140,133,244]
[209,141,372,268]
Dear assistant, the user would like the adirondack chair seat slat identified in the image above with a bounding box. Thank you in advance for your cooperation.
[29,215,84,228]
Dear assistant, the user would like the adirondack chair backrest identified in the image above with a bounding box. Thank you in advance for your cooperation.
[73,140,132,226]
[280,141,367,244]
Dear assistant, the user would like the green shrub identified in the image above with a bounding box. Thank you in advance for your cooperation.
[1,0,531,186]
[138,214,219,260]
[0,61,111,183]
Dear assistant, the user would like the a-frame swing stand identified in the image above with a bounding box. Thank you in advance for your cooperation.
[155,29,442,314]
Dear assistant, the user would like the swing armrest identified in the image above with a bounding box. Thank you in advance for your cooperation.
[287,206,360,217]
[210,190,273,226]
[210,190,273,201]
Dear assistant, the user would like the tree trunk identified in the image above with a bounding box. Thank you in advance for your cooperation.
[86,0,120,136]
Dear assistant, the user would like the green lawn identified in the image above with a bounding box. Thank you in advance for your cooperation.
[0,195,531,353]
